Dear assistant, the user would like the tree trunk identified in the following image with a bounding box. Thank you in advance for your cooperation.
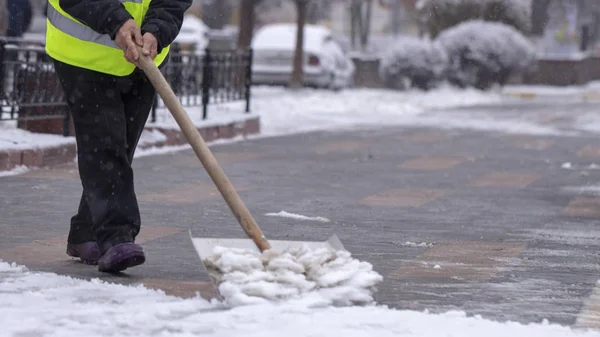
[349,0,365,51]
[360,0,373,51]
[237,0,257,50]
[290,0,308,88]
[531,0,551,36]
[349,2,357,49]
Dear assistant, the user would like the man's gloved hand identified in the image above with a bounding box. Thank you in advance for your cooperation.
[142,32,158,60]
[115,19,143,63]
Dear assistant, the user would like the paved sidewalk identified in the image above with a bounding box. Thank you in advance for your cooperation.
[2,107,600,327]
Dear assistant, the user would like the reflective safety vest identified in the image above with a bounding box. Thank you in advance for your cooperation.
[45,0,170,76]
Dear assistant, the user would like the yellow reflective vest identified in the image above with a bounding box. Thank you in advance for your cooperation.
[45,0,169,76]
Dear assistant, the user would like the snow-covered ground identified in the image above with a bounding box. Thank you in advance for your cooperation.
[7,81,600,156]
[152,83,600,142]
[153,85,507,138]
[0,120,75,151]
[0,165,31,177]
[5,84,600,336]
[0,84,504,155]
[2,261,600,337]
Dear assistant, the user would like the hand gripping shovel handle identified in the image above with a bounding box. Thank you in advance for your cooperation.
[136,50,272,252]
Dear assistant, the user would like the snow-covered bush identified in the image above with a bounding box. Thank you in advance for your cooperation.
[417,0,532,38]
[379,36,448,91]
[436,20,536,90]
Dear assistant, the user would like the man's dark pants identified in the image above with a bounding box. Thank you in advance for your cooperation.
[53,60,155,255]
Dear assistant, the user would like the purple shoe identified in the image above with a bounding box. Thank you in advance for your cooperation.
[66,242,100,265]
[98,242,145,273]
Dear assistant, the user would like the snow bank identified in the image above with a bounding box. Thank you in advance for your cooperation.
[203,245,382,307]
[2,261,600,337]
[151,85,506,139]
[265,210,331,223]
[250,86,505,137]
[0,122,75,151]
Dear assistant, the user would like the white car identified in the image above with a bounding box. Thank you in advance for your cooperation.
[174,14,209,54]
[251,23,355,89]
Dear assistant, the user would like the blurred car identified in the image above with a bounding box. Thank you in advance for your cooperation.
[251,23,355,89]
[174,14,209,55]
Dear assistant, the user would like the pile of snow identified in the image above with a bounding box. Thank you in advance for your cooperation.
[3,261,600,336]
[402,242,434,248]
[265,210,331,223]
[436,20,536,90]
[379,36,449,90]
[203,246,383,307]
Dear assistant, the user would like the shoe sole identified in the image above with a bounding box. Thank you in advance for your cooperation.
[67,250,99,265]
[98,250,146,273]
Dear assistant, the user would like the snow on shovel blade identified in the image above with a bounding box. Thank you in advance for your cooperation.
[188,230,346,295]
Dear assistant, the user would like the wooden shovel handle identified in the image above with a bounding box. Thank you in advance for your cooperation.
[136,49,272,252]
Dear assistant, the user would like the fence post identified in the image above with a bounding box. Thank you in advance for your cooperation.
[244,48,253,113]
[202,48,212,120]
[0,39,6,113]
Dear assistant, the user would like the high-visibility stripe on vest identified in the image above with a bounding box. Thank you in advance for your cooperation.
[45,0,169,76]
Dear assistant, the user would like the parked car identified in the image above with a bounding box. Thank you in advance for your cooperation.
[174,14,209,55]
[251,23,355,89]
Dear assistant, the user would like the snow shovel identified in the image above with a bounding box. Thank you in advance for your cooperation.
[136,49,345,287]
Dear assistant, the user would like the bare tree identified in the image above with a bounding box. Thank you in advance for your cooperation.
[237,0,260,50]
[531,0,551,36]
[289,0,309,88]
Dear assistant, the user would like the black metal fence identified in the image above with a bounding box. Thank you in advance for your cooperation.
[154,45,253,121]
[0,39,69,135]
[0,38,253,137]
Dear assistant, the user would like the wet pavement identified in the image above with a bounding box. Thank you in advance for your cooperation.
[2,98,600,328]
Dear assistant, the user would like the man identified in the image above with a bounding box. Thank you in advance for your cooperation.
[45,0,192,273]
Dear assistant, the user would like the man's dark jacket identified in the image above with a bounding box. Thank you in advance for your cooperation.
[58,0,192,54]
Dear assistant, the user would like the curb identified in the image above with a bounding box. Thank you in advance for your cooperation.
[0,115,260,173]
[504,91,600,100]
[504,92,538,99]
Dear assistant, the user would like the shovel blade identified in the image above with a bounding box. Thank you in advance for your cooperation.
[188,230,346,295]
[189,230,346,261]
